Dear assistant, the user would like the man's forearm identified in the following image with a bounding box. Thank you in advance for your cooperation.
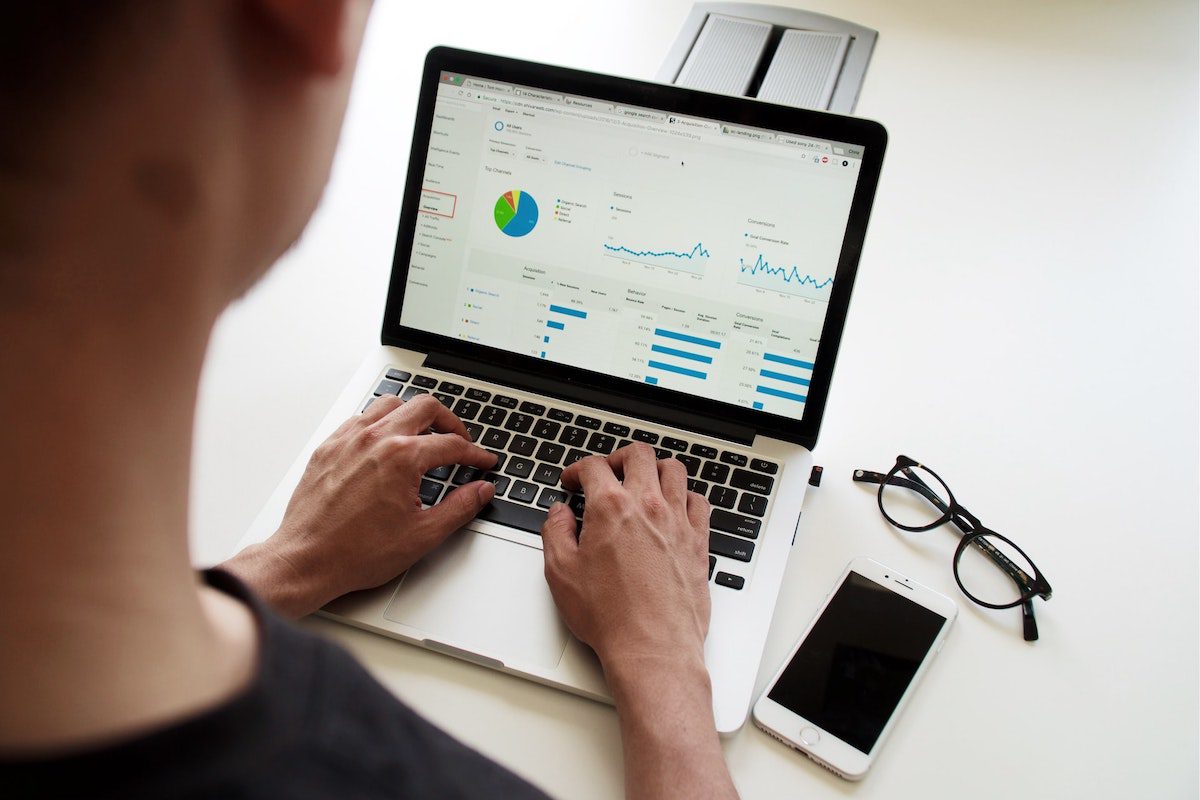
[219,540,331,620]
[604,652,739,800]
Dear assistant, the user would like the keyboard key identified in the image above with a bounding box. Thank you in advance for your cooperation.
[547,408,573,422]
[568,493,586,517]
[484,473,510,496]
[687,479,709,496]
[438,381,464,395]
[617,439,634,451]
[385,369,411,383]
[720,451,748,467]
[603,422,631,437]
[493,394,518,409]
[535,441,566,464]
[532,419,561,439]
[466,387,491,402]
[375,379,403,396]
[463,422,483,442]
[432,392,455,408]
[738,492,768,518]
[481,429,510,449]
[475,497,547,533]
[632,429,659,444]
[479,406,507,426]
[709,555,716,579]
[711,509,762,539]
[558,426,588,447]
[504,457,535,479]
[533,463,563,485]
[730,468,774,495]
[452,465,484,486]
[709,532,754,562]
[401,386,428,401]
[716,572,745,590]
[504,413,534,434]
[675,454,701,477]
[485,450,507,471]
[700,461,730,484]
[361,397,378,413]
[519,401,546,416]
[654,448,673,460]
[536,487,569,508]
[452,399,481,420]
[564,449,589,467]
[509,480,539,503]
[708,485,737,509]
[750,458,779,475]
[690,443,718,459]
[412,375,438,389]
[662,436,688,452]
[425,464,453,480]
[575,415,601,430]
[586,432,616,455]
[419,479,444,506]
[509,435,537,456]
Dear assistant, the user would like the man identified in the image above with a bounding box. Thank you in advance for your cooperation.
[0,2,738,798]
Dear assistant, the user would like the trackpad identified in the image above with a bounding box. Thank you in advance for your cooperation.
[383,529,569,671]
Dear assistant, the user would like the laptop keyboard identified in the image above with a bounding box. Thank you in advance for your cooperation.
[368,368,780,591]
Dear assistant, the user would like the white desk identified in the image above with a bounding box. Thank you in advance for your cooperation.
[191,1,1199,796]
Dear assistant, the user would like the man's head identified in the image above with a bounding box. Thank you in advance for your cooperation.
[0,0,371,315]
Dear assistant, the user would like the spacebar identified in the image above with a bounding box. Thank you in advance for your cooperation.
[476,498,548,534]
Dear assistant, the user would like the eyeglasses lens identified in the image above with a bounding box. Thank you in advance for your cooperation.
[879,464,951,529]
[955,533,1037,607]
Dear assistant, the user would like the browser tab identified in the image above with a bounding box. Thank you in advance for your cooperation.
[721,124,775,143]
[514,87,564,104]
[617,106,668,123]
[775,134,831,152]
[564,96,615,113]
[462,78,514,94]
[667,114,721,132]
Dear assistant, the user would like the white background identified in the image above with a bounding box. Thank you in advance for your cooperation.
[190,1,1199,797]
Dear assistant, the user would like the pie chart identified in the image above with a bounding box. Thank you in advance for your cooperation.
[494,190,539,237]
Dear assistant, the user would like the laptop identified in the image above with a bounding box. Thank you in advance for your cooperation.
[238,47,886,734]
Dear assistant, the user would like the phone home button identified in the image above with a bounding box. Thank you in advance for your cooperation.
[799,727,821,746]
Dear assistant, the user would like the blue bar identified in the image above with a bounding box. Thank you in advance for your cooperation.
[752,401,764,410]
[543,335,550,343]
[650,344,713,364]
[756,385,806,403]
[540,351,546,358]
[764,353,814,370]
[644,376,659,385]
[547,320,565,330]
[759,368,811,387]
[648,360,707,380]
[549,304,587,319]
[654,328,721,349]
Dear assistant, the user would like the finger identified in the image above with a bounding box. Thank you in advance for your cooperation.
[654,456,688,507]
[560,454,621,493]
[540,502,579,577]
[378,394,469,438]
[419,480,495,542]
[408,433,498,472]
[603,443,661,495]
[685,490,711,534]
[359,393,404,426]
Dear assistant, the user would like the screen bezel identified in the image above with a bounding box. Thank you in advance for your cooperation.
[381,47,887,448]
[753,559,955,778]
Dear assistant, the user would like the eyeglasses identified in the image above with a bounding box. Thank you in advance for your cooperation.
[853,455,1053,641]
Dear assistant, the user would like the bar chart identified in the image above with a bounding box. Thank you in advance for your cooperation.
[644,328,722,384]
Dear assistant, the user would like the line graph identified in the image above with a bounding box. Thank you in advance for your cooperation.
[602,241,710,275]
[737,254,832,301]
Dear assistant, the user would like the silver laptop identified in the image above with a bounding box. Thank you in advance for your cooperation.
[238,47,886,734]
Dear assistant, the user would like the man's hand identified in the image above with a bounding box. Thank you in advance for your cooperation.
[540,443,738,800]
[223,394,497,618]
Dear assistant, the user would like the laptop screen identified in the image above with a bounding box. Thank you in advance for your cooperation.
[398,70,867,424]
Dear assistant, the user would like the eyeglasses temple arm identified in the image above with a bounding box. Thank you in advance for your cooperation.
[1022,599,1039,641]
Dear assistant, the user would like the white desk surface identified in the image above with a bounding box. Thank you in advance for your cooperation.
[190,1,1199,796]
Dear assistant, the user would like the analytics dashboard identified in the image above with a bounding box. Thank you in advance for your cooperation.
[398,71,865,422]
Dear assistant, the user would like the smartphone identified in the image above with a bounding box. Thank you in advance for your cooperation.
[753,558,956,780]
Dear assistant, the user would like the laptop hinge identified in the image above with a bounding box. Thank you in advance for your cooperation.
[423,352,757,446]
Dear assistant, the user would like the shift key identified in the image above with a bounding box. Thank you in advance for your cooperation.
[709,532,754,563]
[710,509,762,540]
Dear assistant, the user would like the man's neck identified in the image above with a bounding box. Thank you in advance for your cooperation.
[0,240,257,754]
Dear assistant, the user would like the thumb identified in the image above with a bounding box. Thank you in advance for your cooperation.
[420,480,494,538]
[540,502,579,572]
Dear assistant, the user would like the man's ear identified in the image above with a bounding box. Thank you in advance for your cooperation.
[252,0,351,75]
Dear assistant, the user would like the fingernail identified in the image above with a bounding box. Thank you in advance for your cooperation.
[548,502,567,515]
[477,482,495,503]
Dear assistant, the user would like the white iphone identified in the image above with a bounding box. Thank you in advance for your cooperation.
[753,558,956,780]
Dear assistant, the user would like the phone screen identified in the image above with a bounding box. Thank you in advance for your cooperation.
[767,571,947,754]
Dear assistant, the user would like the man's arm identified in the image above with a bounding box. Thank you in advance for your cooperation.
[221,393,496,618]
[542,446,739,800]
